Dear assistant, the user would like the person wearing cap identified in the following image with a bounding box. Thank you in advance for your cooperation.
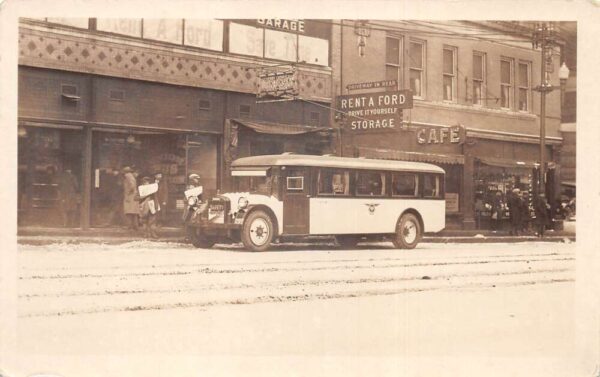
[187,173,200,190]
[122,166,139,232]
[155,173,169,227]
[507,188,523,236]
[139,176,158,238]
[534,193,551,238]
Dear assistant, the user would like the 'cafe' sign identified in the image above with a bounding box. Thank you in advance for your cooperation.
[416,125,465,145]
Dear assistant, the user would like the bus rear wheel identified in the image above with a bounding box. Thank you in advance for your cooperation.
[241,210,274,252]
[188,227,216,249]
[393,213,422,249]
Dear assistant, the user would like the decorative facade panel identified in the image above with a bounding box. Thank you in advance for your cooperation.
[19,25,332,102]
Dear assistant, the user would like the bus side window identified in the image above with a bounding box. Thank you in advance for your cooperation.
[318,169,349,196]
[423,174,440,198]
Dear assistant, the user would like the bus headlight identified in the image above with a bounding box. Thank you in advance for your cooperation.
[188,196,198,206]
[238,197,249,209]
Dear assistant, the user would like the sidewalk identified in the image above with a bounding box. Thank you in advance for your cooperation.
[17,222,576,246]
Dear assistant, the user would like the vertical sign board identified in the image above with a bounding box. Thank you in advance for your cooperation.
[337,90,413,132]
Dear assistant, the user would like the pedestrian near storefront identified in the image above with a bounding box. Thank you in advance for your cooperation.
[491,191,504,232]
[507,188,523,236]
[122,166,139,231]
[534,193,551,238]
[57,167,79,227]
[521,191,532,234]
[474,194,485,230]
[139,176,158,239]
[155,173,169,227]
[102,169,124,227]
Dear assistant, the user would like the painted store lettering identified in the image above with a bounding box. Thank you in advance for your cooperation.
[417,127,461,144]
[351,118,396,130]
[257,19,305,33]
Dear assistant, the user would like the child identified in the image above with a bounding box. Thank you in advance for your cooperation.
[139,176,159,239]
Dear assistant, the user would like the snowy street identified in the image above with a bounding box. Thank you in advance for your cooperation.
[14,241,576,377]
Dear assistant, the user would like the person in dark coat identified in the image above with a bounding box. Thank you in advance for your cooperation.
[507,188,523,236]
[521,191,532,234]
[154,173,169,227]
[534,193,551,238]
[57,168,79,227]
[122,166,139,231]
[491,191,504,231]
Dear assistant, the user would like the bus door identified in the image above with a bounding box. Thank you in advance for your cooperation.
[282,167,310,234]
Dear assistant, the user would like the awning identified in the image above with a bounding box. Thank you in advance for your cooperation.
[232,119,332,135]
[476,157,539,169]
[357,147,464,165]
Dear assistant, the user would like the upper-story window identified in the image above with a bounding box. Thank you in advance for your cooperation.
[184,19,224,51]
[409,40,425,98]
[143,19,183,45]
[443,46,457,102]
[472,51,486,106]
[500,58,514,109]
[385,36,402,87]
[46,18,89,29]
[96,19,142,38]
[518,61,531,112]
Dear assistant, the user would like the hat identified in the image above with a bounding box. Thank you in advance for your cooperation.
[122,166,132,173]
[189,173,200,180]
[155,173,163,178]
[142,176,151,184]
[512,188,520,193]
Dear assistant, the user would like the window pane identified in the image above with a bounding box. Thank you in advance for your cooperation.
[143,19,183,44]
[97,19,142,37]
[423,175,440,198]
[501,85,510,108]
[386,37,400,65]
[473,81,482,105]
[298,35,329,66]
[443,48,454,74]
[501,60,511,84]
[229,22,264,57]
[518,63,529,87]
[287,176,304,191]
[184,19,223,51]
[356,172,384,196]
[443,75,453,101]
[409,42,422,68]
[473,53,483,80]
[392,173,418,196]
[47,18,89,29]
[410,69,421,97]
[265,29,297,62]
[318,169,349,195]
[386,65,399,82]
[519,88,528,111]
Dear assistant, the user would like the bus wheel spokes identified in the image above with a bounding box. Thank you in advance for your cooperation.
[393,213,422,249]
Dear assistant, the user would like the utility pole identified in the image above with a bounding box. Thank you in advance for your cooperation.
[532,22,557,195]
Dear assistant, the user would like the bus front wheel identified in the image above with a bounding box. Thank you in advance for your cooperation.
[241,210,275,252]
[393,213,422,249]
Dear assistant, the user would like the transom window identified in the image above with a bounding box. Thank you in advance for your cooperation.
[472,51,486,106]
[318,169,350,196]
[443,46,457,102]
[392,172,419,197]
[409,40,425,98]
[500,58,514,109]
[518,61,531,112]
[355,171,385,196]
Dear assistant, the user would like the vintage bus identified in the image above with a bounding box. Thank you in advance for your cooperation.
[186,154,445,251]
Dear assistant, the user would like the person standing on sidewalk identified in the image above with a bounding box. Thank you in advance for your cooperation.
[139,176,159,239]
[154,173,168,227]
[122,166,139,232]
[507,188,523,236]
[491,191,504,232]
[56,167,79,227]
[534,193,550,238]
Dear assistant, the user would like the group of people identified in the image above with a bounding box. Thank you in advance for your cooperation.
[485,189,552,237]
[122,167,168,239]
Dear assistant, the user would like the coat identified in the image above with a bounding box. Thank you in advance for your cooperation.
[123,172,139,215]
[156,179,169,207]
[507,195,523,226]
[534,196,550,226]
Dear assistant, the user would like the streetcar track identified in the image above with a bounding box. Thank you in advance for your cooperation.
[19,267,573,299]
[19,278,574,318]
[19,256,575,280]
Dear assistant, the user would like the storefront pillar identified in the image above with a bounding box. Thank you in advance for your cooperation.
[462,153,476,229]
[80,126,93,229]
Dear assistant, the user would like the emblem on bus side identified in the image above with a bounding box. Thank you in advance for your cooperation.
[365,203,379,214]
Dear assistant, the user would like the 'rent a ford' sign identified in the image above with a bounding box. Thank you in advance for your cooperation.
[337,90,413,131]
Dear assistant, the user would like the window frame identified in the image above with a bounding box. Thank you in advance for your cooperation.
[408,39,426,99]
[517,60,531,113]
[286,176,304,191]
[442,45,458,103]
[354,170,386,197]
[472,51,486,106]
[391,171,420,198]
[421,173,444,199]
[500,57,514,110]
[385,35,403,88]
[316,168,351,197]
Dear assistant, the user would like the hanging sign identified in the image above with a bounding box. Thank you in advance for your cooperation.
[337,90,413,132]
[257,66,299,100]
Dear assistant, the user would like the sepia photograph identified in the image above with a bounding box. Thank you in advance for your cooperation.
[0,1,598,376]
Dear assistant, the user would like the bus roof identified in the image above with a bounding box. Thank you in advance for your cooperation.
[231,154,445,174]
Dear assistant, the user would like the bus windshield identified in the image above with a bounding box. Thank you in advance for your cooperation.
[232,175,273,195]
